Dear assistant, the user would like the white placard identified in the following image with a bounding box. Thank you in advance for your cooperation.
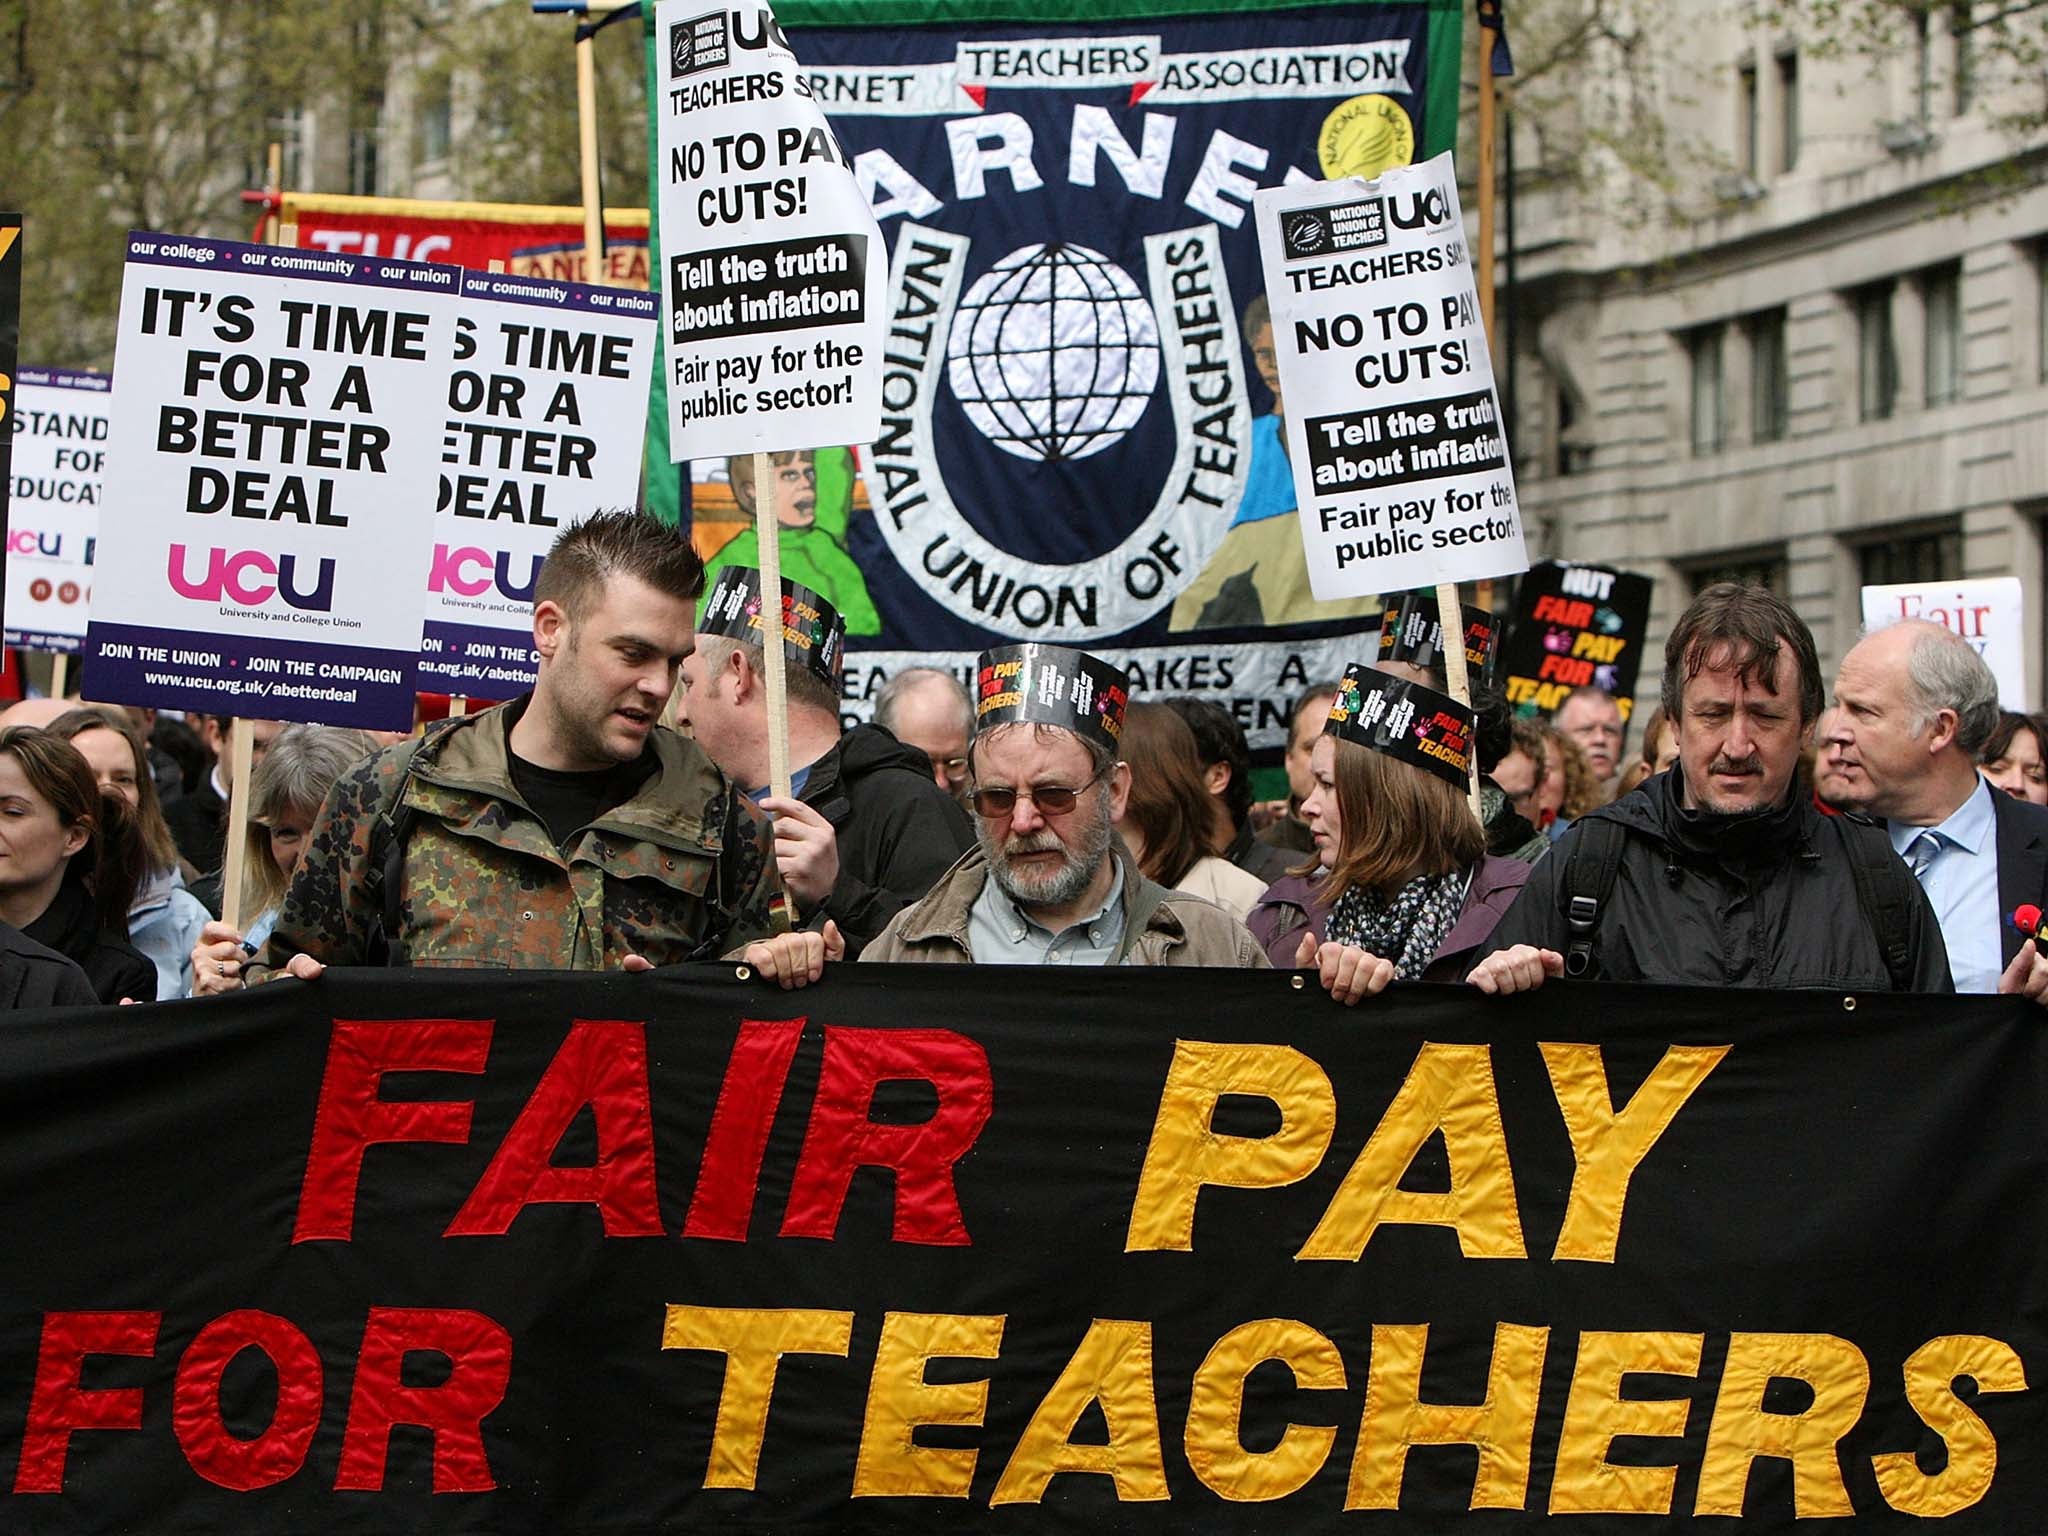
[1862,577,2028,706]
[420,270,658,697]
[1254,152,1528,599]
[654,0,886,458]
[5,369,109,653]
[83,233,462,730]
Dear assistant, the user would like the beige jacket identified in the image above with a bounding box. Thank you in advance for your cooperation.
[861,843,1270,968]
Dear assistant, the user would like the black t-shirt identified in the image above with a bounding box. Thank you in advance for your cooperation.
[508,748,658,850]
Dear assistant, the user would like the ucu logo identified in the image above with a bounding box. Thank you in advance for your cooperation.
[1387,187,1452,230]
[429,544,543,603]
[167,544,336,611]
[8,529,61,557]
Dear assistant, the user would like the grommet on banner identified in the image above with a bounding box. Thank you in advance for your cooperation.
[1290,974,1306,991]
[735,965,753,982]
[1843,996,1857,1012]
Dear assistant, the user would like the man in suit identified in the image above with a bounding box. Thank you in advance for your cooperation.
[1822,619,2048,998]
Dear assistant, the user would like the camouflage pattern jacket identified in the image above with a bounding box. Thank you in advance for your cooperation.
[255,704,780,973]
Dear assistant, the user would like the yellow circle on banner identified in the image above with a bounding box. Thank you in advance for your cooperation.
[1318,95,1416,179]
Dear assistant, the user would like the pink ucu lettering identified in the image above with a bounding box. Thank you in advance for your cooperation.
[167,544,336,612]
[428,545,543,603]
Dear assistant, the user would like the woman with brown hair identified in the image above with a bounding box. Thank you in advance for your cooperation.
[48,707,211,999]
[1114,701,1266,922]
[1247,666,1530,997]
[0,726,155,1003]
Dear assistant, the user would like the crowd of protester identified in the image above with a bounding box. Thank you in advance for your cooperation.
[0,510,2043,1010]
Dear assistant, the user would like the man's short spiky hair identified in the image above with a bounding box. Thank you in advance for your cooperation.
[533,510,705,620]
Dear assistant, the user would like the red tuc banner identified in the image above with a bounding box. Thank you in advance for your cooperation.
[278,193,651,290]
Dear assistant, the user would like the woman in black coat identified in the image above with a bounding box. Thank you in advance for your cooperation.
[0,727,154,1005]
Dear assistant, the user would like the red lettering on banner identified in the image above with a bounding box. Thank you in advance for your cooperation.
[780,1027,993,1246]
[14,1310,161,1493]
[335,1308,512,1493]
[683,1018,805,1241]
[293,1019,494,1243]
[173,1310,324,1489]
[446,1020,662,1237]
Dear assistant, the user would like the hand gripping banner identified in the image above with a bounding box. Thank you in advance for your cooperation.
[0,969,2041,1530]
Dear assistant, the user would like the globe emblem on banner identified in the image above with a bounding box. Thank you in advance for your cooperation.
[945,243,1161,463]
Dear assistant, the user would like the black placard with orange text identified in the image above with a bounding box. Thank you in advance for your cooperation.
[1499,560,1655,721]
[0,968,2040,1531]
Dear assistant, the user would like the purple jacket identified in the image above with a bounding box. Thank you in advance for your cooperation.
[1246,856,1533,983]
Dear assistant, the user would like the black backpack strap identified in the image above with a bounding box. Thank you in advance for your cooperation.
[1559,817,1626,979]
[1838,817,1917,992]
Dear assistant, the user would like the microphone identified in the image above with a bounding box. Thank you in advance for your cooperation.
[2011,904,2042,947]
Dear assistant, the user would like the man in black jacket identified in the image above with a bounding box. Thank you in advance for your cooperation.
[680,568,973,954]
[1470,584,1952,994]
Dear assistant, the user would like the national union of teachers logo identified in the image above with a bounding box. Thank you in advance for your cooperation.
[945,243,1161,463]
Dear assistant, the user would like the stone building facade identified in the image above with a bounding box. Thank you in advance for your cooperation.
[1508,6,2048,706]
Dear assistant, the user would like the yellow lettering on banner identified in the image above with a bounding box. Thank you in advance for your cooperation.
[0,227,18,262]
[853,1312,1005,1498]
[1548,1330,1705,1514]
[1540,1042,1729,1263]
[990,1319,1169,1505]
[1872,1335,2028,1516]
[1695,1333,1869,1517]
[1348,1322,1550,1510]
[660,1305,854,1490]
[1184,1319,1347,1502]
[1297,1043,1526,1261]
[1126,1041,1336,1252]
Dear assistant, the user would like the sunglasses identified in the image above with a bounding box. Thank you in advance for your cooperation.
[969,768,1105,819]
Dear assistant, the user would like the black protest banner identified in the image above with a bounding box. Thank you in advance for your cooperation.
[0,969,2041,1532]
[1499,559,1656,720]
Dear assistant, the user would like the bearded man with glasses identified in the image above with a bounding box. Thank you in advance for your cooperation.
[862,644,1268,968]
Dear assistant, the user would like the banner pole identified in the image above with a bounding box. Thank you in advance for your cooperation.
[754,449,792,803]
[1476,20,1499,351]
[220,139,287,937]
[449,695,468,718]
[577,33,606,286]
[48,654,68,700]
[219,719,255,934]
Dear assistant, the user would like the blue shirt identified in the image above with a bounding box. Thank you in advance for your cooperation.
[1890,776,2001,994]
[966,859,1127,965]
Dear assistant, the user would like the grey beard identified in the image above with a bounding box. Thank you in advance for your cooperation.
[978,795,1113,911]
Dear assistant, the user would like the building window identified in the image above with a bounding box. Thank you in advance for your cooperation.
[1856,282,1899,422]
[1687,326,1725,455]
[1776,50,1800,172]
[1555,383,1593,476]
[1688,550,1788,596]
[1857,525,1963,588]
[1951,3,1974,116]
[347,129,379,197]
[1747,309,1789,443]
[1913,10,1933,123]
[418,85,452,168]
[1922,263,1962,407]
[1737,60,1760,176]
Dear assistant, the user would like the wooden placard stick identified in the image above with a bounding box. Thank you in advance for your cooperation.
[752,449,794,932]
[219,718,256,934]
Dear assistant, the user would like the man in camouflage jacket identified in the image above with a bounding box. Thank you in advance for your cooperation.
[244,512,835,987]
[255,699,780,971]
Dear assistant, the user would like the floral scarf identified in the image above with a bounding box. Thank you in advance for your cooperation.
[1323,869,1470,981]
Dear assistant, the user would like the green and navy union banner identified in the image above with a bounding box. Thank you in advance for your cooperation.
[661,1,1460,750]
